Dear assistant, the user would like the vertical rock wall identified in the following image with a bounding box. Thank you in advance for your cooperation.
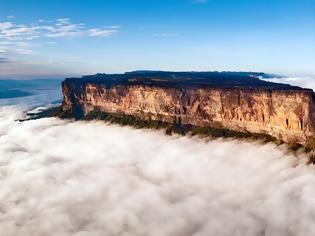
[62,81,315,144]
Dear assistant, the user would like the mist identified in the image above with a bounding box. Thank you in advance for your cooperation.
[264,76,315,91]
[0,105,314,236]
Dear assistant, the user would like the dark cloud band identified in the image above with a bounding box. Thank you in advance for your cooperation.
[0,57,9,63]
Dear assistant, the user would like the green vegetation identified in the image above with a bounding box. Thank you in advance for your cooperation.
[85,110,170,130]
[52,106,74,119]
[308,155,315,165]
[189,126,278,143]
[83,110,279,143]
[82,109,315,163]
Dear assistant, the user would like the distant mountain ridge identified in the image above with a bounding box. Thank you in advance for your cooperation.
[0,79,62,99]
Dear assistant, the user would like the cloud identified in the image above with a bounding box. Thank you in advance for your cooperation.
[0,41,34,55]
[262,76,315,91]
[0,23,37,41]
[0,46,8,54]
[0,22,13,30]
[88,28,118,37]
[45,18,84,38]
[0,19,119,41]
[45,19,119,38]
[87,25,120,37]
[0,57,9,63]
[108,25,121,29]
[0,104,314,236]
[56,18,71,23]
[13,48,33,55]
[0,18,120,57]
[45,25,83,38]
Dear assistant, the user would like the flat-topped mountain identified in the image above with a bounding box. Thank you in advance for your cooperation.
[60,71,315,146]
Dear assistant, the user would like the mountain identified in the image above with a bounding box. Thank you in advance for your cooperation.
[59,71,315,146]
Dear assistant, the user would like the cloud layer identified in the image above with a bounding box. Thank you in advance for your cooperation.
[264,77,315,92]
[0,106,314,236]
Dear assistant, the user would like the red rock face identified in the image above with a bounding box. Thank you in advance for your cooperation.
[62,81,315,144]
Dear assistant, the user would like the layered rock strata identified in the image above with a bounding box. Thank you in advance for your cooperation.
[61,72,315,144]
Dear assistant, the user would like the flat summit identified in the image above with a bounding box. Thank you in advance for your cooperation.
[64,71,307,90]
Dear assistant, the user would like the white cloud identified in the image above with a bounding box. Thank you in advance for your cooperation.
[0,24,37,41]
[56,18,71,23]
[45,18,84,38]
[46,25,83,38]
[0,40,34,55]
[262,76,315,91]
[0,104,314,236]
[0,19,120,40]
[13,48,34,55]
[108,25,121,29]
[45,18,119,38]
[0,46,9,53]
[0,18,120,56]
[88,28,118,37]
[0,22,14,30]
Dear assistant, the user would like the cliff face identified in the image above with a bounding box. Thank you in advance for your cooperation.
[61,72,315,144]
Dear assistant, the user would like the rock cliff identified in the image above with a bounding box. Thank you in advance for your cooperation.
[61,71,315,145]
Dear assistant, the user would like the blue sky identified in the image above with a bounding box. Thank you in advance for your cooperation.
[0,0,314,78]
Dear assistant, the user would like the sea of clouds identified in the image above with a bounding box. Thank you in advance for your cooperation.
[0,76,315,236]
[0,104,315,236]
[263,76,315,91]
